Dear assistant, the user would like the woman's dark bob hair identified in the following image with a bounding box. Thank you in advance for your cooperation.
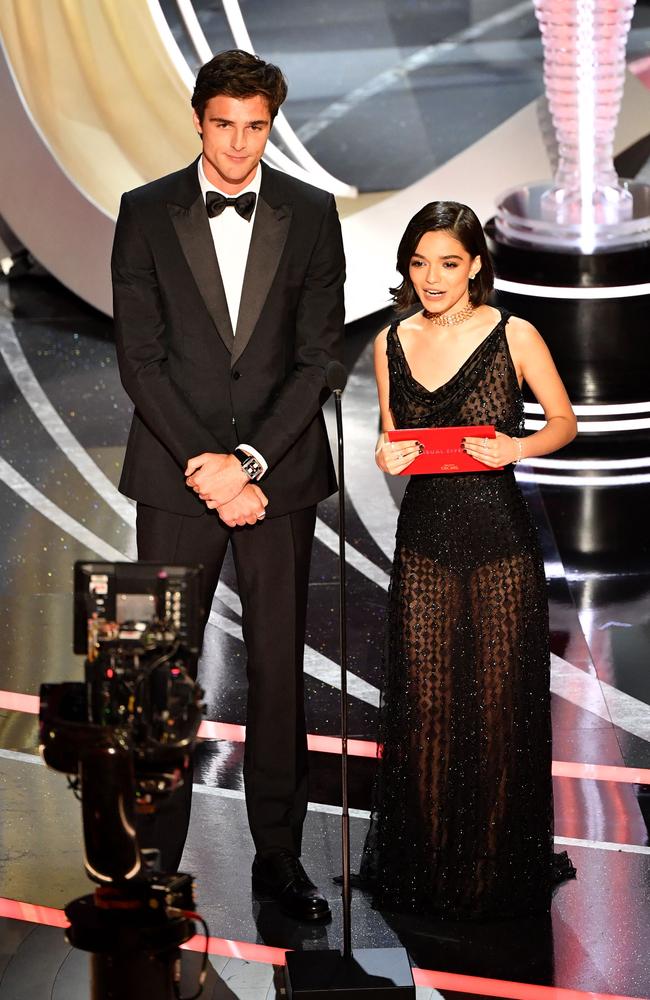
[390,201,494,312]
[192,49,288,122]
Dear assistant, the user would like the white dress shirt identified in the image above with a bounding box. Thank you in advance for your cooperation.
[198,158,267,476]
[198,157,261,331]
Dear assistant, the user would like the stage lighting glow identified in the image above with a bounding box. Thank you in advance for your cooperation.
[577,0,596,253]
[525,417,650,433]
[494,277,650,299]
[525,401,650,416]
[526,456,650,470]
[516,469,650,487]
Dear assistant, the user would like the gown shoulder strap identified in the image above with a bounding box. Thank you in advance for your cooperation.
[496,304,512,326]
[385,317,403,358]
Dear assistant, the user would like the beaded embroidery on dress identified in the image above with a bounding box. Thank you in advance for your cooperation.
[362,307,576,920]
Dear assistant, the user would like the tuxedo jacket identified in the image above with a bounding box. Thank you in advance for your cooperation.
[111,159,345,518]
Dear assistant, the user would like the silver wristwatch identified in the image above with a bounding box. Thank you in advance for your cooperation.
[233,448,263,481]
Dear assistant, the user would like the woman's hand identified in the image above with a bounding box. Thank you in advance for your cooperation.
[375,434,423,475]
[463,431,519,468]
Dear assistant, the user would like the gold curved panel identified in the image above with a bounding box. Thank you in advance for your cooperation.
[0,0,198,216]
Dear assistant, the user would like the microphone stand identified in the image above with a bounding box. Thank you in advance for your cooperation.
[284,364,414,998]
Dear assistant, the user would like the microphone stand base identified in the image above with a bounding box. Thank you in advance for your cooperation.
[285,947,415,998]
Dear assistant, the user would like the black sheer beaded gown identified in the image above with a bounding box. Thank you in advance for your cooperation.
[362,306,575,920]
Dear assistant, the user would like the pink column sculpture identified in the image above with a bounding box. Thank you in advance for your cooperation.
[534,0,636,227]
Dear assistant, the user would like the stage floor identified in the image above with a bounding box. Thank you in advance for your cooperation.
[0,273,649,999]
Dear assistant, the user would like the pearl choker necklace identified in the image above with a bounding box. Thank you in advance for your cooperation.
[423,302,474,326]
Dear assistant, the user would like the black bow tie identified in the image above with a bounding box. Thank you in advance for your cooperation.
[205,190,257,222]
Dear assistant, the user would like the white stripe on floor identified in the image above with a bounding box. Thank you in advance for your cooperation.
[2,750,648,855]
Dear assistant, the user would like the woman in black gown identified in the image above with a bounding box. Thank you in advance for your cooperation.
[367,202,577,920]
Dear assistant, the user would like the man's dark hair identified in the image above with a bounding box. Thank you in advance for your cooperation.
[390,201,494,313]
[192,49,288,122]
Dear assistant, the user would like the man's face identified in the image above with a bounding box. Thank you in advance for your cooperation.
[193,94,272,194]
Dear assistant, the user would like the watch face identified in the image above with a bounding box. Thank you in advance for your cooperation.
[243,457,261,479]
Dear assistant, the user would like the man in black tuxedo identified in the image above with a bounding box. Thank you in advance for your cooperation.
[111,50,345,921]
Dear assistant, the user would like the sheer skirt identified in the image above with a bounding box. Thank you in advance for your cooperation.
[363,473,575,919]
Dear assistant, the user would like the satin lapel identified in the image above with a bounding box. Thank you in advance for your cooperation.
[167,195,234,351]
[232,195,292,367]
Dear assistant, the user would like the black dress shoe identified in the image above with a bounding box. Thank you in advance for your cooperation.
[252,851,331,922]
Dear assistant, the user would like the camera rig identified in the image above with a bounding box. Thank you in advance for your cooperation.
[39,561,208,1000]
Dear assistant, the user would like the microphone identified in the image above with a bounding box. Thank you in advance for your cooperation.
[285,355,415,998]
[326,360,348,393]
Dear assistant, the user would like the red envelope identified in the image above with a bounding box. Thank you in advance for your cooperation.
[387,425,502,475]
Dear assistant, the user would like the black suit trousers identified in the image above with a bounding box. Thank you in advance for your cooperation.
[136,501,317,872]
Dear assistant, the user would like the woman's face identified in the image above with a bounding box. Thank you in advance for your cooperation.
[408,229,480,315]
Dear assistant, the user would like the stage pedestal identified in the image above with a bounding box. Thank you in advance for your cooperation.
[486,222,650,568]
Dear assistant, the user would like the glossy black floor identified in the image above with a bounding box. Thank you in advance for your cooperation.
[0,270,649,998]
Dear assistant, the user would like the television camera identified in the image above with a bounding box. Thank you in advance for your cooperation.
[39,561,207,1000]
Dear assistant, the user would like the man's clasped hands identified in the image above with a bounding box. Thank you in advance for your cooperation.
[184,452,268,528]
